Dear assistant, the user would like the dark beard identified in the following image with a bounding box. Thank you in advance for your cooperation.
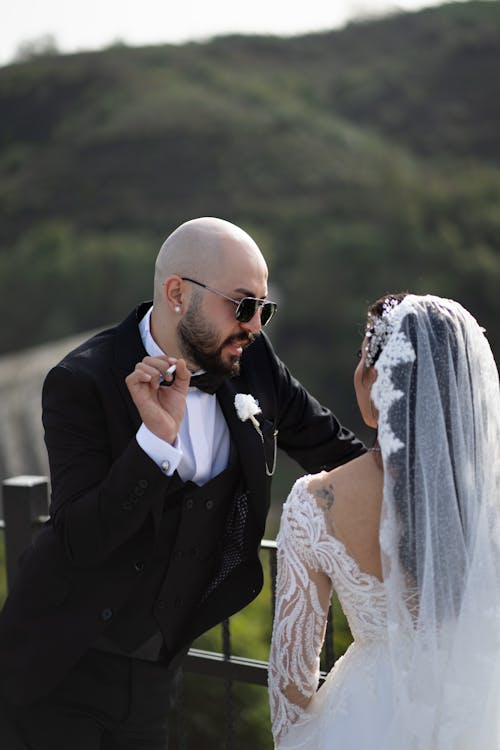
[177,298,255,376]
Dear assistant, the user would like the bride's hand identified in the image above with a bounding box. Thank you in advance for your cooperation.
[125,356,190,444]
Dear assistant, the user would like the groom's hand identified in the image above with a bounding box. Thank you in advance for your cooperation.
[126,355,190,444]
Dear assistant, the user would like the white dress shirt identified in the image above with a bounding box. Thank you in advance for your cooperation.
[136,307,230,485]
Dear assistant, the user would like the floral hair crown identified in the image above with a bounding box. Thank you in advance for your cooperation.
[365,296,400,368]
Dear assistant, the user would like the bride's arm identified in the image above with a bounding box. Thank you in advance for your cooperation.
[268,498,333,746]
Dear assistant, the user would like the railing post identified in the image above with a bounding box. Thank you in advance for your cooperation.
[222,617,235,750]
[324,606,335,672]
[1,475,49,590]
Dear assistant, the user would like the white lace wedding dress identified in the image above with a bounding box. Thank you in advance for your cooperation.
[268,474,393,750]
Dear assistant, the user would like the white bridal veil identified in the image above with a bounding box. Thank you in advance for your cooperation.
[372,294,500,748]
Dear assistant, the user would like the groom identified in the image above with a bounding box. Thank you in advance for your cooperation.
[0,217,364,749]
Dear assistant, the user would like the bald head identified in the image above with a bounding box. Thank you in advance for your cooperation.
[150,217,270,361]
[153,217,265,302]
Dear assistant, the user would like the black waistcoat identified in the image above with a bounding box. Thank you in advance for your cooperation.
[99,451,247,656]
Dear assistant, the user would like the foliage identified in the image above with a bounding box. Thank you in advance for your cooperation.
[0,4,498,395]
[0,222,156,351]
[13,34,60,64]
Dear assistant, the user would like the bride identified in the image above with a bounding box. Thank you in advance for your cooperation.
[268,294,500,749]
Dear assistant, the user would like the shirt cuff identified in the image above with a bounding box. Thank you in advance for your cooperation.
[136,423,183,476]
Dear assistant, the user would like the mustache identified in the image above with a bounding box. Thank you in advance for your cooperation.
[223,332,256,348]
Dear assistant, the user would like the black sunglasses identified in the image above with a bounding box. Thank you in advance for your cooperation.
[181,277,277,326]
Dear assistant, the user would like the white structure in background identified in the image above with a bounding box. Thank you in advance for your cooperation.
[0,330,98,482]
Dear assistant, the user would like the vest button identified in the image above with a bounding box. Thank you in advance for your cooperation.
[138,479,148,489]
[185,497,194,510]
[205,499,214,511]
[101,608,113,622]
[134,560,145,572]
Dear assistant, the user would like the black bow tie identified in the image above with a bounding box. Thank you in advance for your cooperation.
[189,371,225,394]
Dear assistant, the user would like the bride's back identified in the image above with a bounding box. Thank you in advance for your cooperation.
[308,452,384,581]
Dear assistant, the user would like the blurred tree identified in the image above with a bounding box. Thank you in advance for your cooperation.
[13,34,59,63]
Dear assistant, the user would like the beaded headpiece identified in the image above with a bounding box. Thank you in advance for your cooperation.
[365,296,401,367]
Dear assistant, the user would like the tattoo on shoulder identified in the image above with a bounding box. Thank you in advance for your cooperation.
[315,482,335,512]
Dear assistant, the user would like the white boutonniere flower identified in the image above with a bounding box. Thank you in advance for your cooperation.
[235,393,262,430]
[234,393,277,476]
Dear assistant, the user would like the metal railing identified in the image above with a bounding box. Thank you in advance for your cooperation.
[0,476,337,749]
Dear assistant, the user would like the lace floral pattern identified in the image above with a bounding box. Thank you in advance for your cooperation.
[269,475,386,746]
[371,302,416,462]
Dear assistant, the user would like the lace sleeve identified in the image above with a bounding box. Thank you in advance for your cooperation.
[268,485,333,746]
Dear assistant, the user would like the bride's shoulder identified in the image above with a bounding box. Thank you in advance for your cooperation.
[284,473,317,508]
[283,466,345,520]
[287,470,335,500]
[280,473,322,524]
[307,452,382,510]
[279,474,326,550]
[283,453,382,522]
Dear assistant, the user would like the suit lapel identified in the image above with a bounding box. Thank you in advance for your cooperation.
[111,304,166,531]
[112,303,150,433]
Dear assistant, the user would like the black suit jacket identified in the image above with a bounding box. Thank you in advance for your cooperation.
[0,303,364,705]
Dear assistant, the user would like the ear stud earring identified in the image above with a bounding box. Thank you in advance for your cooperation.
[174,306,181,313]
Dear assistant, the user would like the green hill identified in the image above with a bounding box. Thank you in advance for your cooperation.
[0,0,499,440]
